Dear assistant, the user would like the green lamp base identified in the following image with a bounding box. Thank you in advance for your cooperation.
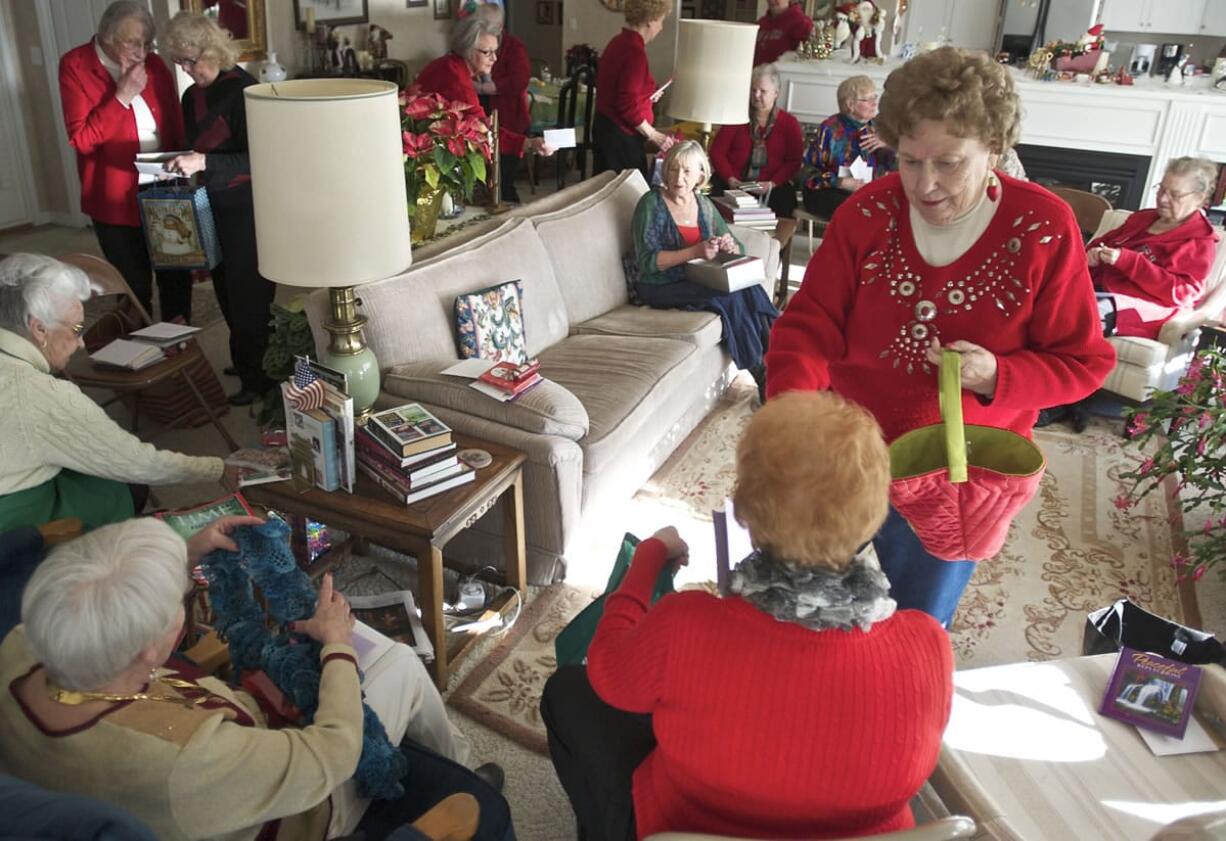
[321,344,380,422]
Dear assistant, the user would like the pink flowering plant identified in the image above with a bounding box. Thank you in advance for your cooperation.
[400,92,492,202]
[1117,348,1226,582]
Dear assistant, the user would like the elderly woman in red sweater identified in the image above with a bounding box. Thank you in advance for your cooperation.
[541,391,953,841]
[58,1,191,323]
[414,11,553,165]
[709,63,804,218]
[468,1,532,203]
[767,48,1115,626]
[753,0,814,66]
[593,0,675,177]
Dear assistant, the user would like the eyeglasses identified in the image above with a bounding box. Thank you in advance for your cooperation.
[474,48,499,58]
[115,37,154,52]
[63,321,86,338]
[173,55,200,69]
[854,95,879,103]
[1153,182,1200,201]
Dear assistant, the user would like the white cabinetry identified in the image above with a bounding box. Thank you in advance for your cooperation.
[902,0,998,51]
[1201,0,1226,36]
[1102,0,1206,33]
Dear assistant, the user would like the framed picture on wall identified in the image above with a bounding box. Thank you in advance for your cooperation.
[433,0,451,19]
[537,1,554,25]
[407,0,428,8]
[294,0,369,29]
[556,1,564,25]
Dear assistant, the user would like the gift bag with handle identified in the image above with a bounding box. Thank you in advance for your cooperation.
[138,180,222,270]
[888,350,1046,561]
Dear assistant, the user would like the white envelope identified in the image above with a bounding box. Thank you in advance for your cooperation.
[543,128,577,149]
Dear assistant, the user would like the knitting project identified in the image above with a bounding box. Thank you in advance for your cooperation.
[200,518,408,799]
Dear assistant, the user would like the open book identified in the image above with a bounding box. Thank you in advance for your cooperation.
[346,590,434,662]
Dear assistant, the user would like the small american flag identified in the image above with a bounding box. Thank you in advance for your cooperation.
[284,357,326,411]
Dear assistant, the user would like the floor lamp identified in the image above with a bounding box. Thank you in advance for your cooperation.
[667,20,759,155]
[246,79,412,423]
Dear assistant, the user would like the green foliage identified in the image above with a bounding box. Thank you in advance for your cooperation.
[257,299,316,428]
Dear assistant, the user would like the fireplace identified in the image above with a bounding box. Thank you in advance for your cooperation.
[1015,144,1151,211]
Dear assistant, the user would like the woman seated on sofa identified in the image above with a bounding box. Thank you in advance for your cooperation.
[631,140,778,399]
[0,253,234,533]
[709,63,804,219]
[1087,156,1219,340]
[800,74,893,218]
[541,391,954,840]
[0,515,514,841]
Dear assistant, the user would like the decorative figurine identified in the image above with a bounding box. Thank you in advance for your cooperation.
[1116,66,1135,85]
[832,9,851,52]
[367,24,392,61]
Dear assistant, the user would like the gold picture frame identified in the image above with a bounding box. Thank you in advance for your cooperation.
[185,0,267,61]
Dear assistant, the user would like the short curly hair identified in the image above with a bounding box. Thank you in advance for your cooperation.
[876,47,1020,155]
[625,0,670,28]
[733,391,890,570]
[165,11,240,71]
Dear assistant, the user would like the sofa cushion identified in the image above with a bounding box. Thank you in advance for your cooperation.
[508,170,620,219]
[455,280,528,362]
[533,171,651,325]
[571,305,723,350]
[382,362,589,440]
[539,334,699,476]
[1108,335,1171,367]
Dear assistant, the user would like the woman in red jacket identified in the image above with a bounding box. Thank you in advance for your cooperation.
[414,12,552,171]
[469,2,532,203]
[709,63,803,218]
[58,1,191,323]
[542,391,953,841]
[593,0,675,177]
[753,0,814,66]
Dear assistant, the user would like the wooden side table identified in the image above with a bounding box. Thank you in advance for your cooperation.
[243,435,527,690]
[771,218,799,307]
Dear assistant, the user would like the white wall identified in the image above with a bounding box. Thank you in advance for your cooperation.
[563,0,682,86]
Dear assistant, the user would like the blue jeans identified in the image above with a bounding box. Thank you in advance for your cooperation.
[872,507,977,628]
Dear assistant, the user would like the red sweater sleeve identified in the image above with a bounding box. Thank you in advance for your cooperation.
[763,111,804,186]
[59,51,129,156]
[586,538,674,714]
[415,54,526,157]
[709,125,740,182]
[1112,237,1215,309]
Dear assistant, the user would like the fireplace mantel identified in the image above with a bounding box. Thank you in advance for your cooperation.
[774,57,1226,209]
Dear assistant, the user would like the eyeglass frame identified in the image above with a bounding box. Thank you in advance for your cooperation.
[172,54,201,69]
[1152,181,1205,202]
[63,321,86,338]
[113,36,156,53]
[473,47,499,58]
[853,94,879,103]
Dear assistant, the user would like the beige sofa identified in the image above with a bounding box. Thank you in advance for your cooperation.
[305,170,780,583]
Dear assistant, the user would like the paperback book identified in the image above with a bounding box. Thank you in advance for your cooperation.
[90,338,165,370]
[225,448,292,488]
[1100,647,1203,739]
[284,382,340,492]
[368,402,453,457]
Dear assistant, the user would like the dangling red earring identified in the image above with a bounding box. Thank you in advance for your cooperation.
[986,172,1000,202]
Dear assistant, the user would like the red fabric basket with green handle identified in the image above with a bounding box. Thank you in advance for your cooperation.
[888,350,1046,561]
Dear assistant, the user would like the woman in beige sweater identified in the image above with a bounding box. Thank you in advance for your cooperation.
[0,253,231,533]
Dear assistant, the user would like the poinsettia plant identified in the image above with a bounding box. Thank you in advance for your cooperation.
[1117,348,1226,583]
[400,92,492,203]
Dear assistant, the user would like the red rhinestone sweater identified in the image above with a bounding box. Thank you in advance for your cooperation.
[587,538,954,840]
[766,173,1116,442]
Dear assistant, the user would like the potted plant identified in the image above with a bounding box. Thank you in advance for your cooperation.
[1118,348,1226,583]
[401,92,493,242]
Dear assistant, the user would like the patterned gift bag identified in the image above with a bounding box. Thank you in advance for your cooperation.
[138,181,223,270]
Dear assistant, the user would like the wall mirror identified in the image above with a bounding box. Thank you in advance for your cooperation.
[186,0,267,61]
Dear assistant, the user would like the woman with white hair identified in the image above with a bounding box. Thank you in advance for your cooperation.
[800,74,893,218]
[58,0,192,324]
[631,141,778,400]
[0,516,515,840]
[467,1,532,203]
[709,63,804,218]
[0,253,229,534]
[414,11,553,165]
[162,11,275,406]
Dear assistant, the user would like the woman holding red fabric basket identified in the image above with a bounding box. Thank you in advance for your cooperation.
[766,48,1115,626]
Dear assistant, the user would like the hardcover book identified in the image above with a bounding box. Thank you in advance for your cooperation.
[285,384,340,492]
[355,426,457,470]
[1100,647,1203,738]
[368,402,453,457]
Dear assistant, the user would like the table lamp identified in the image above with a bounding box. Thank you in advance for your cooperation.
[667,20,759,153]
[246,79,411,422]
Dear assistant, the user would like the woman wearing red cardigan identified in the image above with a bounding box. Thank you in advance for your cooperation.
[753,0,814,66]
[709,63,803,218]
[468,2,532,203]
[593,0,674,177]
[415,12,552,168]
[542,392,953,841]
[58,1,191,323]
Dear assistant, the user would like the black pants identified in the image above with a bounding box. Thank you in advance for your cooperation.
[209,185,276,393]
[1096,291,1117,337]
[592,113,648,179]
[712,176,798,219]
[541,666,656,841]
[500,153,521,204]
[92,219,192,323]
[801,186,853,218]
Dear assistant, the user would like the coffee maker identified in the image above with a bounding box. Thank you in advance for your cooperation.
[1156,43,1187,78]
[1130,43,1157,76]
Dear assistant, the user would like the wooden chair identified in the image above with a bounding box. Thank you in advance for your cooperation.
[555,64,596,189]
[59,253,238,452]
[1048,185,1112,243]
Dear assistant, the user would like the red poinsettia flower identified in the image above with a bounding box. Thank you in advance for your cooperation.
[430,115,463,138]
[402,131,434,159]
[403,96,438,121]
[446,136,468,157]
[459,115,489,143]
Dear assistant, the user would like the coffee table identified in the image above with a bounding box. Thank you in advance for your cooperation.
[243,434,527,690]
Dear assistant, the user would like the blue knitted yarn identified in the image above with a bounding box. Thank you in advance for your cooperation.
[200,519,407,798]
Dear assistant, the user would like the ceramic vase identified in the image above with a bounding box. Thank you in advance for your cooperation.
[259,51,287,83]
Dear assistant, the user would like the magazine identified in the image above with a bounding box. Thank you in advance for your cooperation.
[346,590,435,662]
[225,448,292,488]
[155,492,254,541]
[1100,647,1203,739]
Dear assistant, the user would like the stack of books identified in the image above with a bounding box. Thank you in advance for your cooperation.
[478,360,541,397]
[357,402,476,505]
[282,357,355,494]
[713,192,777,231]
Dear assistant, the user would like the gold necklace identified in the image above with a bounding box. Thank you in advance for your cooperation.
[46,674,209,708]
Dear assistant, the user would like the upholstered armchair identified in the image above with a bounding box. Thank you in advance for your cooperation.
[1091,209,1226,402]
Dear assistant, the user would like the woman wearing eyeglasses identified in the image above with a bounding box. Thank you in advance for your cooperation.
[162,11,275,407]
[0,254,232,535]
[57,0,192,325]
[800,75,893,218]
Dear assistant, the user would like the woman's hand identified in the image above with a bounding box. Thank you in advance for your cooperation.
[291,574,355,646]
[115,61,147,106]
[716,233,738,254]
[692,239,720,260]
[1089,244,1119,266]
[837,176,867,192]
[726,176,742,188]
[651,526,689,570]
[926,338,998,398]
[526,137,556,157]
[473,75,497,95]
[185,514,265,563]
[168,152,207,177]
[859,130,886,153]
[1086,246,1102,268]
[221,464,243,491]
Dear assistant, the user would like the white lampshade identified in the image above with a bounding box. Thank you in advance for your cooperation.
[245,79,411,288]
[668,20,759,127]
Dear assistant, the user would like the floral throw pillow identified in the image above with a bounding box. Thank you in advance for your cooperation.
[455,280,528,363]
